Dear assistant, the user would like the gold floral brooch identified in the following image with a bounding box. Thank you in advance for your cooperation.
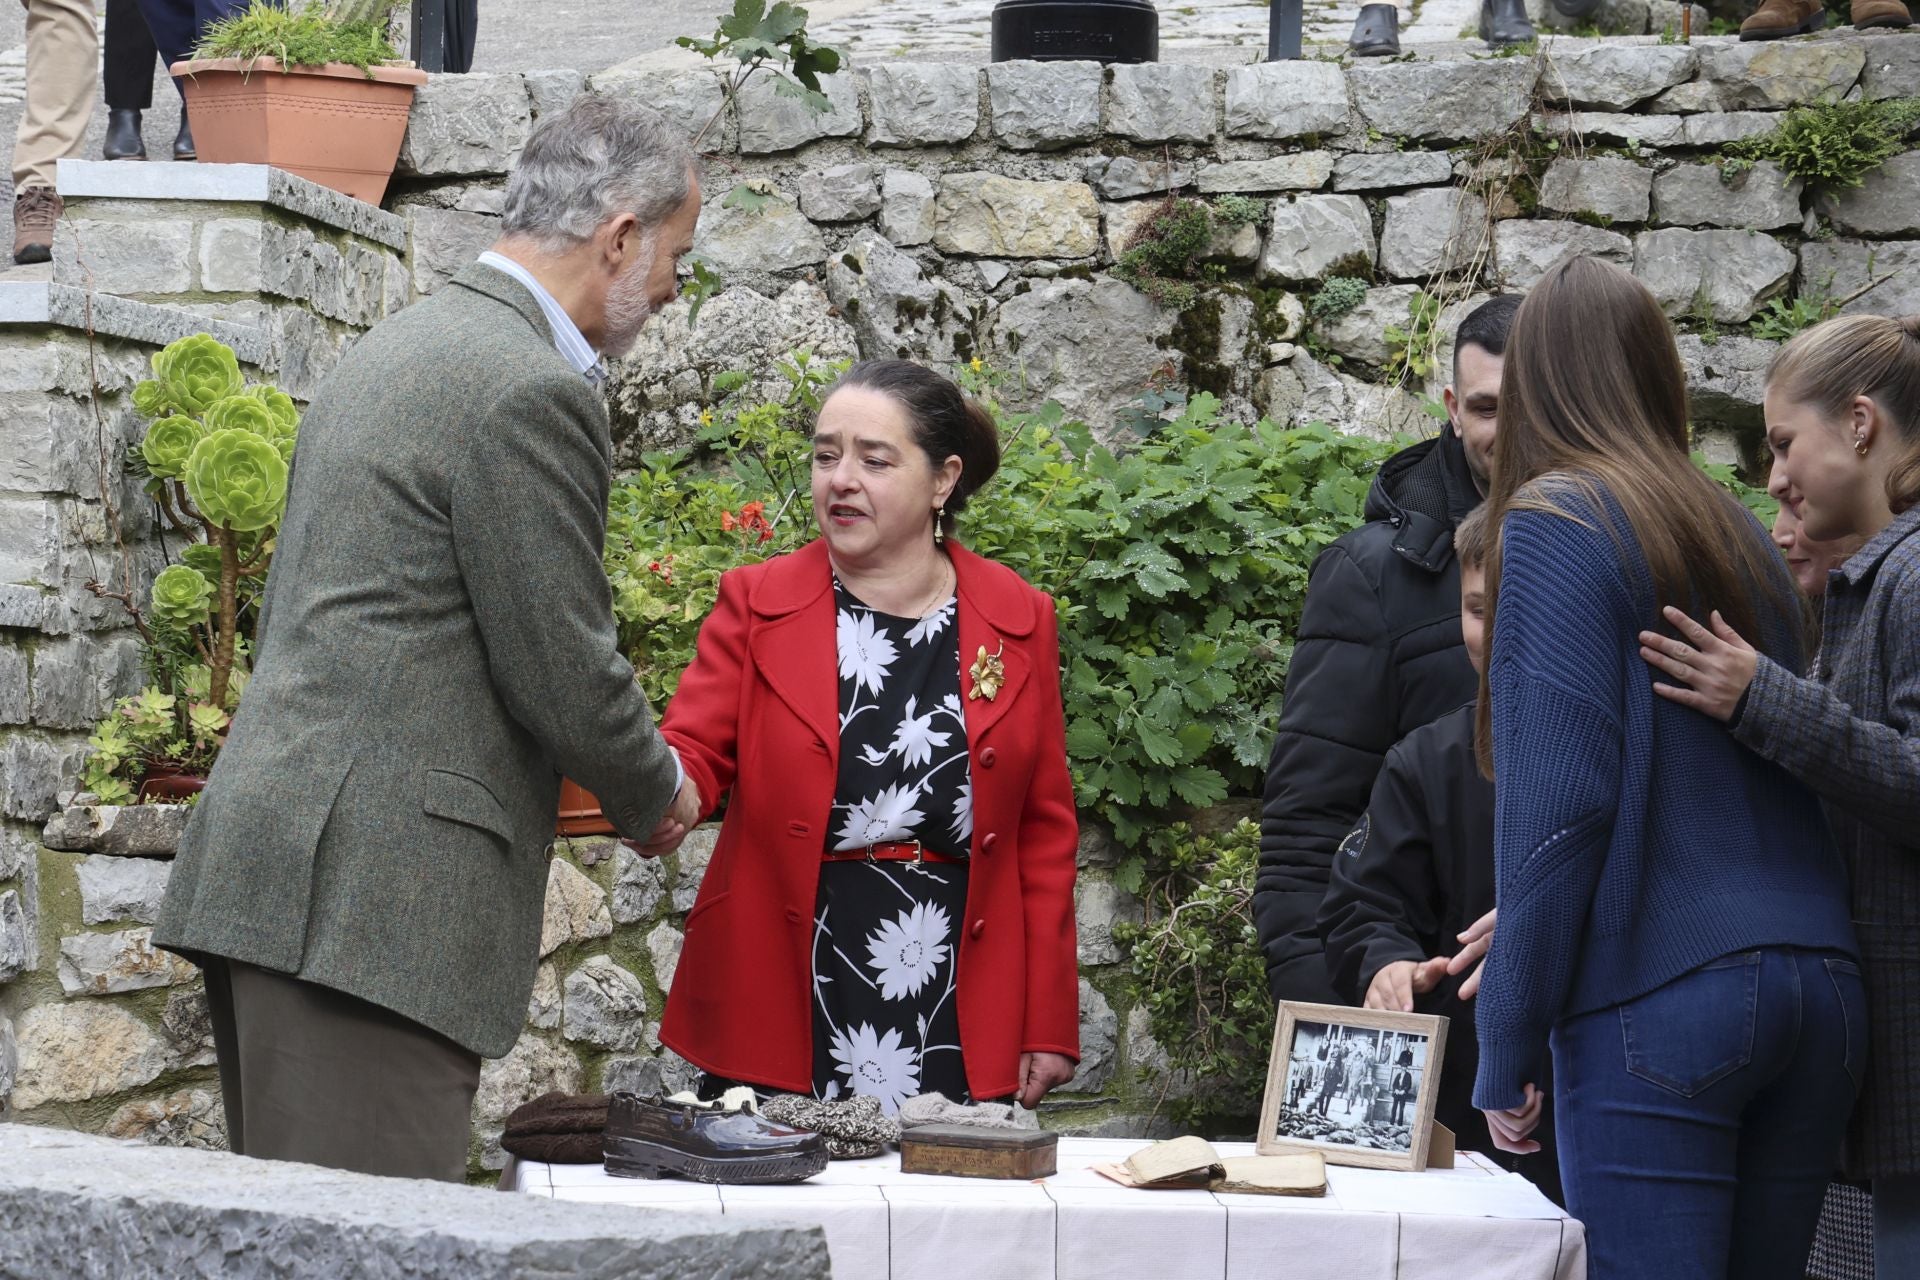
[969,641,1007,702]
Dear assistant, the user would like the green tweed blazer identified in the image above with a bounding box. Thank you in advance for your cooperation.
[155,264,680,1058]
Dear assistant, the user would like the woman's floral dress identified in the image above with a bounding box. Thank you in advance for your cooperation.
[809,577,975,1115]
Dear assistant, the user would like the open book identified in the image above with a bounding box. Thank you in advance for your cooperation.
[1091,1135,1327,1197]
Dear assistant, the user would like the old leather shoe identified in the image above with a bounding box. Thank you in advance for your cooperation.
[104,109,146,161]
[12,188,61,265]
[1850,0,1912,27]
[1741,0,1828,37]
[603,1092,829,1184]
[1480,0,1536,45]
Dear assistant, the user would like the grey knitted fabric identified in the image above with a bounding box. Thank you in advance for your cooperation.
[759,1094,899,1159]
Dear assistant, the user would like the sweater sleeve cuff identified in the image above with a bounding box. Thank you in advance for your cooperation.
[1471,1037,1541,1113]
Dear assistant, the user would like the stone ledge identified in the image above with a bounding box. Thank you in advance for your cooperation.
[0,1126,831,1279]
[0,282,269,365]
[55,160,410,253]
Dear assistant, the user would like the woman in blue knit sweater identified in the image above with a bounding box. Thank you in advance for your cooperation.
[1640,312,1920,1274]
[1469,257,1862,1279]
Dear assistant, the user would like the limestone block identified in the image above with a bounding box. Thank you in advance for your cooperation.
[1799,238,1920,318]
[603,1051,700,1099]
[1333,151,1455,192]
[1055,979,1117,1094]
[198,218,264,293]
[0,888,30,982]
[1654,160,1802,229]
[161,986,216,1070]
[1650,78,1727,114]
[1,731,88,823]
[77,855,173,925]
[0,1125,829,1275]
[538,857,612,959]
[28,633,142,731]
[1699,40,1868,110]
[737,71,862,154]
[1633,228,1794,322]
[1681,112,1780,146]
[58,926,198,995]
[1678,333,1778,432]
[586,69,727,146]
[104,1087,227,1151]
[1861,36,1920,101]
[879,169,938,246]
[1089,155,1193,200]
[988,60,1103,150]
[1379,187,1489,281]
[528,961,561,1030]
[827,229,973,366]
[523,68,586,119]
[1543,43,1698,110]
[934,175,1101,259]
[1534,111,1687,148]
[1106,63,1217,143]
[44,802,189,857]
[799,163,881,223]
[1350,59,1537,143]
[10,1002,170,1109]
[864,64,981,146]
[1126,1005,1177,1083]
[407,205,499,297]
[1074,876,1143,967]
[672,827,718,913]
[1223,62,1349,140]
[52,219,193,294]
[1196,153,1334,194]
[1822,151,1920,237]
[0,648,25,727]
[1539,156,1653,223]
[1646,0,1711,32]
[562,954,649,1051]
[692,187,828,273]
[612,842,668,924]
[1076,822,1116,870]
[0,586,43,632]
[473,1030,585,1131]
[1494,219,1633,290]
[1322,284,1422,370]
[1529,0,1651,33]
[0,1014,14,1105]
[397,73,533,176]
[985,278,1174,432]
[1260,194,1376,282]
[647,919,684,992]
[1260,349,1432,440]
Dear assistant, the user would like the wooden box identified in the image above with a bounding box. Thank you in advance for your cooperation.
[897,1125,1059,1180]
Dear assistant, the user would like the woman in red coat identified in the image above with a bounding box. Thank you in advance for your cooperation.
[654,360,1080,1113]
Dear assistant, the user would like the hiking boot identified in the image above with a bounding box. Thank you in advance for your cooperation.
[1348,3,1401,55]
[1741,0,1828,38]
[1851,0,1913,27]
[1481,0,1537,45]
[103,109,146,161]
[12,187,62,265]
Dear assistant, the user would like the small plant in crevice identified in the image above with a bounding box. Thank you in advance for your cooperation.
[1112,196,1264,312]
[1750,293,1838,343]
[1308,275,1369,323]
[1383,289,1443,389]
[1725,96,1920,191]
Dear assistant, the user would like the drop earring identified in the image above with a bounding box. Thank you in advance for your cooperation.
[935,506,946,544]
[1857,435,1871,457]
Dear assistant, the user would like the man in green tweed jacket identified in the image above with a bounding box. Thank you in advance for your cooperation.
[155,96,703,1181]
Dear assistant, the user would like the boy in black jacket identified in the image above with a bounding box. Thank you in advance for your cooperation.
[1316,506,1560,1201]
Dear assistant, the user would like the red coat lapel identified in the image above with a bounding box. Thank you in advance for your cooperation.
[951,542,1038,745]
[745,540,839,765]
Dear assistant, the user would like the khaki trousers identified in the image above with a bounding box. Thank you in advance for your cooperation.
[201,957,484,1183]
[14,0,98,191]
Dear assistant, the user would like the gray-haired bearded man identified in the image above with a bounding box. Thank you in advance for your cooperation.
[156,96,703,1182]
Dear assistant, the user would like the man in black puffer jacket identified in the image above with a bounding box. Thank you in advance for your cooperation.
[1254,294,1519,1005]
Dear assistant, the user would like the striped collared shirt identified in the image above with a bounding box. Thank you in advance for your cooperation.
[475,251,607,384]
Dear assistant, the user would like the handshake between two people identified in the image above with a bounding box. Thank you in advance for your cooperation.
[625,767,703,859]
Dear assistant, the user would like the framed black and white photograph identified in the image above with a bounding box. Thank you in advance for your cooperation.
[1257,1002,1450,1172]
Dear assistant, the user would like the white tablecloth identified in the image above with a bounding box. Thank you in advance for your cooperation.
[504,1136,1585,1280]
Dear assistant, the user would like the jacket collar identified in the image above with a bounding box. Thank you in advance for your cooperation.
[1838,504,1920,588]
[1363,428,1484,576]
[748,538,1037,638]
[449,262,553,346]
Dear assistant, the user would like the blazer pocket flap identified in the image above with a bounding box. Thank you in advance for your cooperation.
[423,769,516,844]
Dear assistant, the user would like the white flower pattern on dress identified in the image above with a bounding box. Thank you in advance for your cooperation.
[951,781,974,844]
[828,1021,922,1115]
[835,782,927,848]
[837,608,899,697]
[888,695,952,769]
[905,598,955,647]
[866,901,951,1001]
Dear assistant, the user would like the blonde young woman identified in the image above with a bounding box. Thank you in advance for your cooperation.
[1640,313,1920,1273]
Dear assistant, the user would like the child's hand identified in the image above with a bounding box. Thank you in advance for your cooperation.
[1483,1082,1544,1155]
[1364,956,1450,1012]
[1447,908,1497,999]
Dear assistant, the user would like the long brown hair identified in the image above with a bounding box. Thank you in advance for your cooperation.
[1766,312,1920,515]
[1474,257,1796,776]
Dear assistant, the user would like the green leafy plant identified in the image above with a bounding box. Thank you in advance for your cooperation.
[1383,289,1443,387]
[1726,96,1920,191]
[1750,293,1838,343]
[1112,197,1263,312]
[1308,275,1368,322]
[192,0,401,75]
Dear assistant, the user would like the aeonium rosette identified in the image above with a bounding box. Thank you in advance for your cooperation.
[140,415,205,480]
[150,563,215,629]
[146,333,244,415]
[246,385,301,461]
[184,428,289,533]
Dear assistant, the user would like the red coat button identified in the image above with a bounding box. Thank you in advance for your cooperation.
[971,919,986,939]
[980,747,998,768]
[981,832,999,855]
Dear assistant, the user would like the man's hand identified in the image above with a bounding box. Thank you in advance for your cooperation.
[1016,1051,1076,1109]
[1482,1081,1544,1155]
[626,776,701,858]
[1364,957,1451,1012]
[1446,908,1497,1000]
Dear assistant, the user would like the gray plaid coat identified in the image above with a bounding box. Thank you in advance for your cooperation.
[155,265,680,1058]
[1735,504,1920,1178]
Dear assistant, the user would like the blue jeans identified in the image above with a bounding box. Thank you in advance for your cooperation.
[1549,947,1866,1280]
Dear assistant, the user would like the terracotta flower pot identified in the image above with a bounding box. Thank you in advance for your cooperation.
[557,777,616,838]
[138,764,208,804]
[170,58,427,205]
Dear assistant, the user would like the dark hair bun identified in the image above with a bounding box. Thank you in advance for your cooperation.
[828,360,1002,532]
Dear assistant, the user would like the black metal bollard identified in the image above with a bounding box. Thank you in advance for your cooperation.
[990,0,1160,63]
[1267,0,1304,59]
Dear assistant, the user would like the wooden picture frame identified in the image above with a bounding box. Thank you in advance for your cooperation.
[1257,1001,1450,1172]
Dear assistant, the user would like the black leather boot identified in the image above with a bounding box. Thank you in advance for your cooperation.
[103,109,146,161]
[1348,2,1401,55]
[603,1092,828,1184]
[1480,0,1536,44]
[173,112,196,161]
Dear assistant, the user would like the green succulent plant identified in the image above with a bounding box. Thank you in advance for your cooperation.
[151,334,244,414]
[248,385,300,433]
[151,563,216,629]
[141,414,206,480]
[132,380,176,419]
[184,428,289,533]
[180,543,225,582]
